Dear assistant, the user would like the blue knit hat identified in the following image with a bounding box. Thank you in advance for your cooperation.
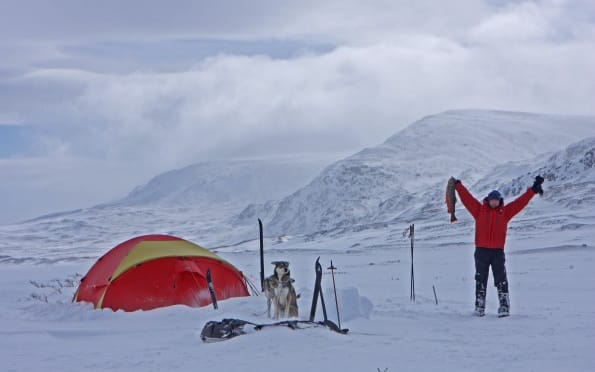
[487,190,502,201]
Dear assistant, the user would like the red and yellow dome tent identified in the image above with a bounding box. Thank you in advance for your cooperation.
[74,234,250,311]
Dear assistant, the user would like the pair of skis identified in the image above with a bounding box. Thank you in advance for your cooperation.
[309,257,348,334]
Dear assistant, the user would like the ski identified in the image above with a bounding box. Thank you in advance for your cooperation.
[200,318,347,342]
[309,257,323,322]
[318,319,348,334]
[254,319,345,333]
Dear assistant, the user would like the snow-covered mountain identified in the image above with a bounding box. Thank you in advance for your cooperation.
[118,153,344,207]
[2,109,593,264]
[410,137,595,246]
[239,110,595,235]
[475,137,595,208]
[0,154,345,263]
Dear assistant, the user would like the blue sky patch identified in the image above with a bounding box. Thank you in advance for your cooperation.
[0,124,34,157]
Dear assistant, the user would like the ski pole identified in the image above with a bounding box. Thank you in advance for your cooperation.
[259,219,265,292]
[328,260,341,329]
[206,268,218,310]
[410,224,415,302]
[433,285,439,305]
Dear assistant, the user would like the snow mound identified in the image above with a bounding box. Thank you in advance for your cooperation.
[323,287,374,322]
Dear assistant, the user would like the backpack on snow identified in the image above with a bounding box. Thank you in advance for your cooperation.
[200,318,254,342]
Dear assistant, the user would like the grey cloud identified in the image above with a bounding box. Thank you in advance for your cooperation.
[0,1,495,45]
[5,37,594,166]
[0,0,292,43]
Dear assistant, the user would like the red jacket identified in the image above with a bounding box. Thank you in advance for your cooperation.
[455,182,536,249]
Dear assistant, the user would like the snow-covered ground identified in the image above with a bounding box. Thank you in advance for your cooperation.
[1,227,593,372]
[1,110,594,371]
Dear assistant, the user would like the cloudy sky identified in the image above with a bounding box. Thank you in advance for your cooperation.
[0,0,594,223]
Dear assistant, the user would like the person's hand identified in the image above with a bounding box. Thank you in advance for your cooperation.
[450,177,461,185]
[532,175,544,195]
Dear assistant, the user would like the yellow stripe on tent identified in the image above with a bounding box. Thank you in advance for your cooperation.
[110,240,228,282]
[96,289,107,309]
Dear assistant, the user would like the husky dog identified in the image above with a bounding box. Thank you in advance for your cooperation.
[263,261,299,319]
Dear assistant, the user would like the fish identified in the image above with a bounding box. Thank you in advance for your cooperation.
[445,177,458,223]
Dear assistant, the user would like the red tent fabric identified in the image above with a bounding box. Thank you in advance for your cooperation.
[74,234,249,311]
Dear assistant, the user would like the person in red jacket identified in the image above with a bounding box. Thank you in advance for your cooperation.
[454,176,544,317]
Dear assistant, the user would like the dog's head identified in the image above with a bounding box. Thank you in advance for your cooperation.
[271,261,290,278]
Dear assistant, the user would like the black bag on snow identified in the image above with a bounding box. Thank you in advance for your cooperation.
[200,318,254,342]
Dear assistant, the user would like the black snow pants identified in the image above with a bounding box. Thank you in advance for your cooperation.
[474,248,508,294]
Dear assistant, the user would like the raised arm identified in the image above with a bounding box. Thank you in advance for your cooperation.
[504,176,543,221]
[455,181,481,219]
[504,188,536,221]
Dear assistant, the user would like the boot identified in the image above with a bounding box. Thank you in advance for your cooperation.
[475,282,486,317]
[497,282,510,318]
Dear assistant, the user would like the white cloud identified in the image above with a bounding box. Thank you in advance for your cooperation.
[0,0,594,223]
[469,2,553,43]
[10,36,593,165]
[468,0,595,45]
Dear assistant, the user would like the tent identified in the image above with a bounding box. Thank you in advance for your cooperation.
[73,234,250,311]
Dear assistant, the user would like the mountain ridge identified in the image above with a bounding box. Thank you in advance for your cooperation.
[242,110,595,235]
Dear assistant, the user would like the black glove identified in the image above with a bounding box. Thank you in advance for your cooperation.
[450,177,461,185]
[532,175,544,195]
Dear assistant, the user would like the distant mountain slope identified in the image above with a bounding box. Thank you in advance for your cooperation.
[0,154,345,263]
[249,110,595,235]
[474,137,595,209]
[413,136,595,221]
[117,153,344,207]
